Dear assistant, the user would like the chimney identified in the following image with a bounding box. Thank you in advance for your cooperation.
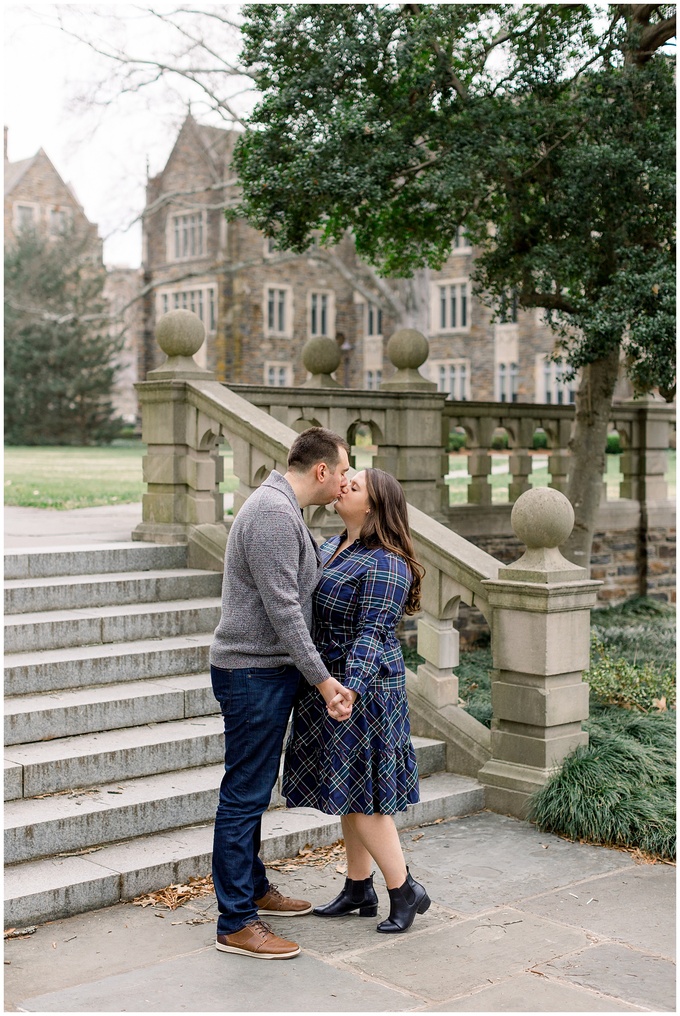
[4,126,8,162]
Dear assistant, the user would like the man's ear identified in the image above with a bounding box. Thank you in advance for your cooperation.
[316,462,328,482]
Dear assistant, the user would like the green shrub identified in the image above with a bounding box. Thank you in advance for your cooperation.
[532,430,548,450]
[491,432,509,450]
[448,431,467,452]
[606,432,622,454]
[529,710,676,860]
[456,648,493,727]
[585,633,675,711]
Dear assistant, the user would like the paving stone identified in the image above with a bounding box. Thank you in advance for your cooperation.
[537,942,676,1011]
[345,908,589,1002]
[256,865,453,955]
[15,945,416,1013]
[3,815,674,1014]
[423,971,641,1011]
[515,863,676,959]
[399,812,635,915]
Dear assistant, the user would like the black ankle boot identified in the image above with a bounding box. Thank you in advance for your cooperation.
[376,869,430,933]
[313,874,378,917]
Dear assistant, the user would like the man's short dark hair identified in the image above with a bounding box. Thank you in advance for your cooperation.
[287,427,350,472]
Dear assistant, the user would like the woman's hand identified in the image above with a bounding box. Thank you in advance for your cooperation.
[317,677,356,721]
[326,687,358,720]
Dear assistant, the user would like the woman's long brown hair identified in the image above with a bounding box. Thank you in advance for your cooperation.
[360,468,424,614]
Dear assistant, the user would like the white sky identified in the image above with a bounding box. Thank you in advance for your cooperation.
[4,4,250,268]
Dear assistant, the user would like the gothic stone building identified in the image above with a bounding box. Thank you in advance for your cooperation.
[4,128,141,423]
[141,114,602,405]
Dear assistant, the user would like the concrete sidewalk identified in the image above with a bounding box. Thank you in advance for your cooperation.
[4,812,675,1013]
[4,503,144,549]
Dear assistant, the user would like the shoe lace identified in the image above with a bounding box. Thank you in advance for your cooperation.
[246,919,273,939]
[266,884,284,900]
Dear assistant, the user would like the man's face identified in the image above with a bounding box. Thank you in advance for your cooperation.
[320,446,350,503]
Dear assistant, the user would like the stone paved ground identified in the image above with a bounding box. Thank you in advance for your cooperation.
[4,812,675,1013]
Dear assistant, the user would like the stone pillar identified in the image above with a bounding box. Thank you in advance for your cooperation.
[133,310,220,544]
[477,487,601,818]
[376,329,449,515]
[508,417,535,502]
[620,398,670,502]
[545,416,572,495]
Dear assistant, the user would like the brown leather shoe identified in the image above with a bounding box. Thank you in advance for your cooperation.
[255,883,313,916]
[215,920,300,959]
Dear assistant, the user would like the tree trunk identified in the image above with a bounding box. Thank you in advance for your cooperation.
[562,347,621,571]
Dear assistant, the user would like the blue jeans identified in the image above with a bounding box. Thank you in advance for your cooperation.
[211,663,302,935]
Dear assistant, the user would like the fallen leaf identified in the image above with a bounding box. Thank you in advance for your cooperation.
[131,875,215,911]
[4,927,37,940]
[412,833,424,842]
[268,839,347,872]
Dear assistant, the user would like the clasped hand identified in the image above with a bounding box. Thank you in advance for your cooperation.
[317,676,357,721]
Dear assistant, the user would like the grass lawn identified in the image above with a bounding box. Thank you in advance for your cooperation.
[4,444,239,510]
[6,444,674,511]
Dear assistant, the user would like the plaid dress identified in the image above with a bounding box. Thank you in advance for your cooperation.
[282,535,420,815]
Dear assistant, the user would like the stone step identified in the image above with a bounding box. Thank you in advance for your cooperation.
[5,765,223,866]
[5,633,214,696]
[4,569,223,615]
[4,737,448,866]
[4,674,215,751]
[4,598,222,653]
[4,542,188,581]
[4,769,484,927]
[5,715,226,800]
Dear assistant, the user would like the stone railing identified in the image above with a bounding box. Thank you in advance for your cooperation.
[228,327,673,605]
[442,398,674,506]
[133,309,602,817]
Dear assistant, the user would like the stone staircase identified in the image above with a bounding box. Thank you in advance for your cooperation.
[4,543,485,928]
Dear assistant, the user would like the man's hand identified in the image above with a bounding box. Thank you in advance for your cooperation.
[317,677,357,721]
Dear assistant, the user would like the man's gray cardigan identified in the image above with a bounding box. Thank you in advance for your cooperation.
[210,470,330,686]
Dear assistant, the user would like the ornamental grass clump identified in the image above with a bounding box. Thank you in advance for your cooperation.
[529,710,676,860]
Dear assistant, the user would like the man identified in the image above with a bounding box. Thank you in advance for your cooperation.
[210,427,354,960]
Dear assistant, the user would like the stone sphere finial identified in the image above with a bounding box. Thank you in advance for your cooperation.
[301,336,342,387]
[386,329,430,371]
[156,309,205,358]
[380,328,436,392]
[511,487,575,549]
[147,309,213,380]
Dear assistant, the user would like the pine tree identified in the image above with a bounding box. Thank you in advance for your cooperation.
[4,227,124,445]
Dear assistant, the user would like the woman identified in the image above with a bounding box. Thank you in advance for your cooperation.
[283,467,430,934]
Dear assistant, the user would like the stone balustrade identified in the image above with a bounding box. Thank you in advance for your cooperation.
[133,308,613,817]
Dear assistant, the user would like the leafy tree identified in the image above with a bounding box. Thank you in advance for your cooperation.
[4,227,124,445]
[232,3,676,566]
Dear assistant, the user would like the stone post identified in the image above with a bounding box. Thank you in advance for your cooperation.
[620,398,670,502]
[132,310,220,544]
[477,487,601,818]
[465,414,496,505]
[376,329,449,516]
[508,417,535,502]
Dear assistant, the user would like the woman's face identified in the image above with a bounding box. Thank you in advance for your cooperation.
[334,469,370,528]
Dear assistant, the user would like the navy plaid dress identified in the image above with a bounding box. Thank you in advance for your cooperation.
[282,535,420,816]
